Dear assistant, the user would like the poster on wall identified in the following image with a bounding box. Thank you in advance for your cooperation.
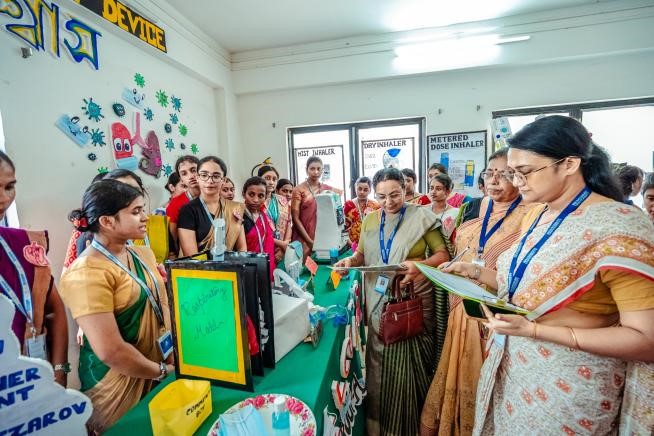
[360,137,415,178]
[294,145,346,194]
[427,130,487,198]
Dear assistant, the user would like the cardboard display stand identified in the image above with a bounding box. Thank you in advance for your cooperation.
[165,261,254,391]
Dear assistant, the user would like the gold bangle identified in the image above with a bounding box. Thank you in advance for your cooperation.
[568,327,579,349]
[531,322,539,340]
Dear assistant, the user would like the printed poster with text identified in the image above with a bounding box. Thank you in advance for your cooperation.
[360,137,415,178]
[294,145,346,194]
[427,130,487,198]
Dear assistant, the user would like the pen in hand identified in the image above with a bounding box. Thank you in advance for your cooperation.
[442,246,470,269]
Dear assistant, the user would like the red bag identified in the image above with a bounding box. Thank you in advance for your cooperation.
[378,275,424,346]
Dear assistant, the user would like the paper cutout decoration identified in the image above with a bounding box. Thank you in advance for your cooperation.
[191,143,199,154]
[330,270,342,289]
[164,123,172,133]
[165,138,174,151]
[178,124,188,137]
[81,98,104,122]
[169,113,178,124]
[134,72,145,88]
[0,294,93,435]
[90,128,106,146]
[142,107,154,122]
[139,131,163,177]
[162,164,173,177]
[132,112,147,150]
[155,90,168,107]
[55,115,91,147]
[97,166,109,174]
[112,103,126,118]
[87,153,97,161]
[111,122,138,171]
[171,95,182,112]
[23,241,49,267]
[180,143,186,150]
[122,87,145,110]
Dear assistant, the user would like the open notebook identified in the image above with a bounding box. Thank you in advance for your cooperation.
[416,263,530,316]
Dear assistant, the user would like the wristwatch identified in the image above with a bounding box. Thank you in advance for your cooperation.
[53,362,71,374]
[155,361,168,381]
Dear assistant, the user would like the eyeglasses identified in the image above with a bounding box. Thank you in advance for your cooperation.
[198,172,224,183]
[375,192,403,202]
[506,157,567,187]
[480,170,514,183]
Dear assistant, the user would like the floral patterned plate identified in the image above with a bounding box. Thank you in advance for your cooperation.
[207,393,316,436]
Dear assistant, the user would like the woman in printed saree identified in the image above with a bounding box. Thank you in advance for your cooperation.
[445,116,654,435]
[343,176,380,248]
[291,156,341,260]
[258,165,293,264]
[178,156,246,256]
[427,173,460,241]
[420,147,536,436]
[402,168,431,205]
[60,180,173,433]
[0,151,69,386]
[335,168,452,436]
[243,177,277,278]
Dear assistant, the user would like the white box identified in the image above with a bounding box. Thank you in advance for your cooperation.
[272,293,310,362]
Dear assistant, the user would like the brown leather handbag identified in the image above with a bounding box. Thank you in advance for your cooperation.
[378,274,424,346]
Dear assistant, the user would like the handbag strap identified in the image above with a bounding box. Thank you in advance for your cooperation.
[391,274,414,300]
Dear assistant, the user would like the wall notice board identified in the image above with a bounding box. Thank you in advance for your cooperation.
[165,262,253,391]
[426,130,487,198]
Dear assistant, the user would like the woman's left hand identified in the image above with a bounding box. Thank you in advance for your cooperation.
[399,261,422,285]
[481,304,534,337]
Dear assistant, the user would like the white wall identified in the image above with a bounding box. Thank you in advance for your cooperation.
[0,0,238,277]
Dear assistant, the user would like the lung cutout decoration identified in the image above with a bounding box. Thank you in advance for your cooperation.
[0,294,93,435]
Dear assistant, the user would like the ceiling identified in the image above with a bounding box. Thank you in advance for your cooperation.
[161,0,607,53]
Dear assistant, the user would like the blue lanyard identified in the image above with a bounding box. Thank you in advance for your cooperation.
[200,197,223,226]
[185,191,193,201]
[126,233,150,248]
[478,196,522,256]
[379,206,407,265]
[0,233,34,328]
[91,240,164,325]
[246,211,267,252]
[507,187,591,299]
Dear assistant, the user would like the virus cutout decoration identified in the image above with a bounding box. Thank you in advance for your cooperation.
[156,90,168,107]
[112,103,126,118]
[134,72,145,88]
[171,95,182,112]
[90,128,106,146]
[144,107,154,121]
[169,113,178,124]
[164,123,172,133]
[161,164,173,177]
[165,138,175,151]
[82,98,104,122]
[190,143,199,155]
[87,153,97,161]
[97,166,109,174]
[180,143,186,150]
[178,124,188,136]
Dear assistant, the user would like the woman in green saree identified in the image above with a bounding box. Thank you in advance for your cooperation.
[336,168,452,435]
[60,180,173,433]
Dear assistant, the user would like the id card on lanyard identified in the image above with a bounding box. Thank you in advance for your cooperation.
[200,197,226,231]
[507,187,590,300]
[91,240,173,359]
[0,233,48,360]
[476,196,522,266]
[376,206,407,295]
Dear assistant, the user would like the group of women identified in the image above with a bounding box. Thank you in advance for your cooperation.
[2,114,654,435]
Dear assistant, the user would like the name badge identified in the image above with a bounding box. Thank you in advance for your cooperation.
[273,230,281,240]
[26,334,48,360]
[374,275,390,295]
[472,256,486,267]
[157,330,174,360]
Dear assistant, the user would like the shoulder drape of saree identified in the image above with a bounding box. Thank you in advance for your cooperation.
[20,230,52,343]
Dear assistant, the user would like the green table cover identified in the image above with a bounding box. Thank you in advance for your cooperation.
[106,262,365,435]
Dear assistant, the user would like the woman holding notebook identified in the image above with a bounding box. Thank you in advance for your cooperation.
[335,167,452,436]
[420,147,536,436]
[444,116,654,434]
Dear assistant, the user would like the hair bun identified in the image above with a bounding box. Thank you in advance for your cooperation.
[68,209,90,232]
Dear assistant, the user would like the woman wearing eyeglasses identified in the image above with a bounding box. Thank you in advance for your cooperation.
[335,167,452,436]
[177,156,246,256]
[421,147,537,436]
[445,116,654,434]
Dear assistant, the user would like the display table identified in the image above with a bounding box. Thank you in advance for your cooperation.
[107,262,365,435]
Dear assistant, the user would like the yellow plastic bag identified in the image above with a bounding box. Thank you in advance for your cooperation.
[149,379,212,436]
[132,215,170,263]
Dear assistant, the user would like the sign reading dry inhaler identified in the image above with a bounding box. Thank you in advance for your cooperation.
[75,0,167,52]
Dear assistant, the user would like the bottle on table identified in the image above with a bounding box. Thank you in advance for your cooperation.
[271,397,290,436]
